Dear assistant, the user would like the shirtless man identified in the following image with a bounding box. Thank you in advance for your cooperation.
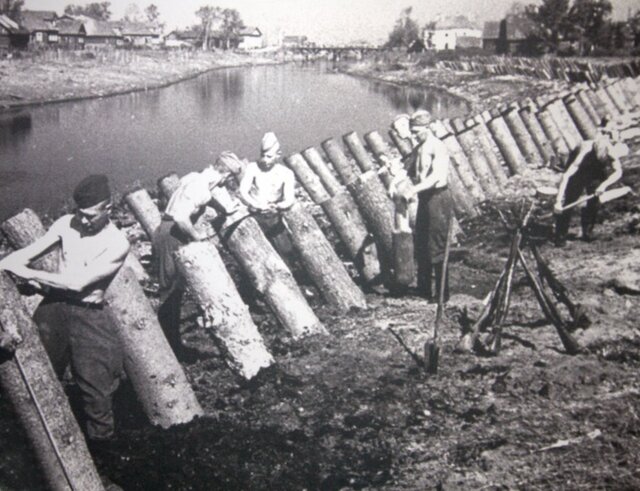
[239,132,296,255]
[152,165,224,359]
[0,174,130,444]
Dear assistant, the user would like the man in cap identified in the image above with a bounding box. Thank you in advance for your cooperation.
[553,133,622,246]
[152,165,224,359]
[0,174,130,445]
[239,132,296,254]
[402,109,455,301]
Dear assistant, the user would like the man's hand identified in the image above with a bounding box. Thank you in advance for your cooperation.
[0,330,22,355]
[191,231,209,242]
[2,264,33,280]
[553,202,564,215]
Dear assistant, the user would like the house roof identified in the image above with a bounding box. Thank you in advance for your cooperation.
[20,10,57,31]
[115,21,158,36]
[239,26,261,37]
[0,14,27,34]
[482,21,500,39]
[167,28,201,41]
[434,15,480,30]
[55,18,85,36]
[71,16,119,37]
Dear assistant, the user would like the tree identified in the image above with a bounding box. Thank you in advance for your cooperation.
[144,3,160,24]
[195,5,221,50]
[566,0,612,54]
[525,0,570,52]
[220,8,244,49]
[64,2,112,20]
[123,2,144,22]
[0,0,24,20]
[386,7,421,49]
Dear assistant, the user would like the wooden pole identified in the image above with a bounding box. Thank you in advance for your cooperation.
[452,118,500,197]
[485,109,527,175]
[547,97,583,150]
[343,131,376,173]
[174,241,274,379]
[364,130,396,188]
[301,146,344,197]
[282,202,368,312]
[0,272,105,491]
[2,210,204,428]
[286,153,381,284]
[595,85,621,117]
[125,188,162,239]
[575,87,602,125]
[502,103,544,166]
[563,93,598,140]
[518,100,556,164]
[208,186,326,338]
[473,114,509,187]
[604,82,627,114]
[535,102,571,162]
[157,172,180,203]
[322,138,395,261]
[584,86,610,121]
[388,129,414,157]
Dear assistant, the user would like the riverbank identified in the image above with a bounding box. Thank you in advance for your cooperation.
[342,58,564,114]
[0,49,279,111]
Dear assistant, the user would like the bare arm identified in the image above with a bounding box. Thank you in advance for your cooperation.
[596,158,623,194]
[412,140,448,194]
[0,223,62,272]
[555,146,589,209]
[238,165,265,210]
[276,169,296,210]
[171,211,206,242]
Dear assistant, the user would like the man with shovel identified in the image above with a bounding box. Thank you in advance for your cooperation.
[554,133,623,246]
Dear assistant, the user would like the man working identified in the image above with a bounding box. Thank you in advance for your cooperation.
[238,132,296,255]
[554,133,623,246]
[402,110,454,301]
[152,165,224,359]
[0,174,130,444]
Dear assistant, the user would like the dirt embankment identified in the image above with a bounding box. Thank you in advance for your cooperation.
[342,59,567,114]
[0,49,279,111]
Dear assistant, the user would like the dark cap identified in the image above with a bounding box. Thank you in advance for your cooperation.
[73,174,111,208]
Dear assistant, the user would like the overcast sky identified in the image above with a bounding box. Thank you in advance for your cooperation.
[24,0,639,44]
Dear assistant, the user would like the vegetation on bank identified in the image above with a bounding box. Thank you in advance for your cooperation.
[0,49,278,110]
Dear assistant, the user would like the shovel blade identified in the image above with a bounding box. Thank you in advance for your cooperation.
[424,343,440,374]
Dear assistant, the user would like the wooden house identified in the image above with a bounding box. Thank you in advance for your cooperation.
[55,18,86,49]
[19,10,58,46]
[76,16,121,47]
[482,15,536,54]
[115,21,160,47]
[0,14,29,50]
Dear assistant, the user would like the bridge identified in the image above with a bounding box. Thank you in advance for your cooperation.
[286,45,385,61]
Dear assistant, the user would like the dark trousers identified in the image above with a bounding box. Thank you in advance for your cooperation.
[414,187,454,300]
[33,300,123,441]
[555,176,600,243]
[152,220,188,351]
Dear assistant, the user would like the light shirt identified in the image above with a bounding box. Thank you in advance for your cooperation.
[43,215,130,303]
[165,171,213,223]
[414,133,449,188]
[242,162,295,206]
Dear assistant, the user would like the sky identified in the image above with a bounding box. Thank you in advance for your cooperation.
[24,0,640,45]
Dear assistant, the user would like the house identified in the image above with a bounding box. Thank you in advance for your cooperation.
[74,16,121,47]
[164,28,201,48]
[115,21,160,47]
[282,35,307,48]
[482,14,536,54]
[237,26,263,50]
[19,10,58,45]
[55,17,86,49]
[0,14,29,49]
[425,15,482,51]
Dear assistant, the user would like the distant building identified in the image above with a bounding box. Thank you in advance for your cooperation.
[19,10,58,45]
[482,14,536,54]
[55,17,86,49]
[0,14,29,49]
[238,26,263,50]
[70,16,120,47]
[282,35,308,48]
[425,15,482,51]
[114,21,160,47]
[164,28,201,48]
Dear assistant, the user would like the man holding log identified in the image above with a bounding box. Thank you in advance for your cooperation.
[239,132,296,253]
[152,165,224,360]
[553,133,623,246]
[403,110,455,301]
[0,174,129,445]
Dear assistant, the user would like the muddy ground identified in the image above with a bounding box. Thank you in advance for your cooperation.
[0,136,639,490]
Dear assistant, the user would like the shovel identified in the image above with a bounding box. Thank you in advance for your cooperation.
[424,216,453,375]
[540,186,632,219]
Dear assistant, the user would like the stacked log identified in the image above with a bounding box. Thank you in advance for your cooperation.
[535,101,571,162]
[473,114,509,186]
[563,92,598,140]
[518,100,555,163]
[502,103,544,166]
[125,188,162,239]
[485,109,527,175]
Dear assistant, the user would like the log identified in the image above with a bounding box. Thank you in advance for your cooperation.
[564,93,598,140]
[472,114,510,187]
[343,131,376,173]
[433,120,486,202]
[174,241,275,379]
[323,140,395,261]
[364,130,395,188]
[576,87,602,125]
[584,86,609,121]
[595,86,620,117]
[391,231,415,291]
[536,103,571,162]
[3,210,204,428]
[453,118,500,197]
[518,101,556,163]
[486,110,527,175]
[282,202,367,312]
[0,272,105,491]
[502,104,544,166]
[302,146,344,197]
[157,172,180,203]
[548,97,583,150]
[604,82,627,114]
[322,138,362,187]
[287,153,381,284]
[209,187,326,338]
[388,128,414,157]
[125,188,162,240]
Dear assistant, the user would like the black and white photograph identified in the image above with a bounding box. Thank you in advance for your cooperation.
[0,0,639,489]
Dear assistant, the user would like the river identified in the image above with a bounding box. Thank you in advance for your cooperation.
[0,62,469,220]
